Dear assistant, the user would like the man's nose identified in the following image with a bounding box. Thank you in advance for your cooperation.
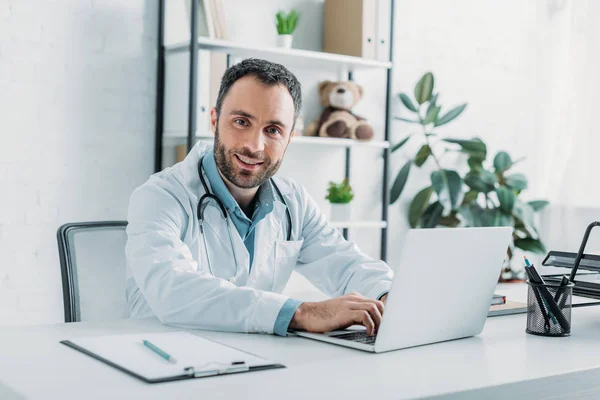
[244,129,265,153]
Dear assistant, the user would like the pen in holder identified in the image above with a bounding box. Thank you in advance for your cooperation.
[526,279,574,337]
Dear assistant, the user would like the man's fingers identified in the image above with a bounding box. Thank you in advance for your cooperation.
[346,296,384,315]
[353,310,375,336]
[348,302,382,329]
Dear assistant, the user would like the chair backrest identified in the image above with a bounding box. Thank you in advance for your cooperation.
[57,221,129,322]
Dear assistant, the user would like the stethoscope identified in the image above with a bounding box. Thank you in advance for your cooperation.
[197,155,293,279]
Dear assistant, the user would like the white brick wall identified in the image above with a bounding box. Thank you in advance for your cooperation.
[0,0,157,325]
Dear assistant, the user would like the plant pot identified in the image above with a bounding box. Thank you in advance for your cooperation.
[330,203,351,221]
[277,34,293,49]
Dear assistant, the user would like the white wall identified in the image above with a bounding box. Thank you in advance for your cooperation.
[388,0,566,267]
[1,0,589,324]
[0,0,157,325]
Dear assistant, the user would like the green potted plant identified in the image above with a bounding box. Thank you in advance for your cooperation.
[326,178,354,221]
[390,72,549,281]
[275,10,299,49]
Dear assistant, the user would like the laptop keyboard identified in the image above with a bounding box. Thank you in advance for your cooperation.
[330,331,377,345]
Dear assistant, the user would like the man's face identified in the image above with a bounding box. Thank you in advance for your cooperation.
[211,76,296,189]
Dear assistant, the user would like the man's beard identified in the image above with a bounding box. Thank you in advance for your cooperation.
[213,126,283,189]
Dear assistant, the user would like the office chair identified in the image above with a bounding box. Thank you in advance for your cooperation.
[57,221,129,323]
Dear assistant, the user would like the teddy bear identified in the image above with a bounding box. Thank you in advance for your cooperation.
[303,80,374,141]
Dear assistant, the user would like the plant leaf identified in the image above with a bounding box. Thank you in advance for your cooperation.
[414,72,434,105]
[513,200,536,235]
[481,209,502,227]
[514,238,547,254]
[496,186,516,214]
[414,144,432,167]
[391,135,411,153]
[420,201,444,228]
[390,160,412,204]
[427,93,439,115]
[398,93,418,112]
[459,203,484,227]
[409,187,434,228]
[505,173,528,191]
[423,105,441,125]
[498,213,515,227]
[528,200,550,212]
[464,170,497,193]
[493,151,513,173]
[434,104,467,127]
[394,117,421,123]
[443,138,486,156]
[467,154,485,172]
[431,170,463,210]
[462,190,479,205]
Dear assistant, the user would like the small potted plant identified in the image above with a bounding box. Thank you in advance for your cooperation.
[275,9,299,49]
[326,179,354,221]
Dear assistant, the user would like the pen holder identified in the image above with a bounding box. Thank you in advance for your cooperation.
[526,279,574,337]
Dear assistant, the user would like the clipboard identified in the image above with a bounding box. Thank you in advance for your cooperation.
[61,332,284,383]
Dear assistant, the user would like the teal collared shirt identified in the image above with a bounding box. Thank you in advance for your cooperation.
[201,149,301,336]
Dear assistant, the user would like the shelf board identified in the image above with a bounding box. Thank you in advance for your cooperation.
[163,132,389,149]
[329,221,388,229]
[165,37,392,71]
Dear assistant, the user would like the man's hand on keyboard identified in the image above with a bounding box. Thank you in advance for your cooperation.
[289,292,384,336]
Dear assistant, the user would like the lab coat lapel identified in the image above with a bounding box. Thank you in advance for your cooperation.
[202,206,250,280]
[247,202,285,290]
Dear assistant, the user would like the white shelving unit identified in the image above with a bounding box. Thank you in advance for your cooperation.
[155,1,396,260]
[166,37,393,72]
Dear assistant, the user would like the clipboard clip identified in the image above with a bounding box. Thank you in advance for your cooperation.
[184,361,249,378]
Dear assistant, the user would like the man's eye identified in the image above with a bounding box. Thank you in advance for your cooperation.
[267,127,281,135]
[234,119,247,126]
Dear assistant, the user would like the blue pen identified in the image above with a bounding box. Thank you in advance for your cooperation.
[524,256,531,267]
[142,339,177,364]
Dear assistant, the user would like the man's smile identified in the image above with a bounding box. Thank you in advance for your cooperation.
[234,153,264,170]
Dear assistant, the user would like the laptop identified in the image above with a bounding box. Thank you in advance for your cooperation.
[294,227,513,353]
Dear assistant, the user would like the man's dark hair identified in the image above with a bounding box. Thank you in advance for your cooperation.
[215,58,302,130]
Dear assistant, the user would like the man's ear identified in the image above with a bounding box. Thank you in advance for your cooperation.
[210,107,218,134]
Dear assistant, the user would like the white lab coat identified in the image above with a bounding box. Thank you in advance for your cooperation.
[125,141,393,334]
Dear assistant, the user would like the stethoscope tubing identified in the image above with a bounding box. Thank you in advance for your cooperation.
[196,154,292,278]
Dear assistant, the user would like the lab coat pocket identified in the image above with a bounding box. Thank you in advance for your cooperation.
[272,239,303,293]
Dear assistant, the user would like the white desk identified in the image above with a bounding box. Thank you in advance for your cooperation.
[1,286,600,400]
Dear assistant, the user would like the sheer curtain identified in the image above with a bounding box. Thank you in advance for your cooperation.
[536,0,600,255]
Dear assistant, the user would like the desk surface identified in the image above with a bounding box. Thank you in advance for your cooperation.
[1,285,600,400]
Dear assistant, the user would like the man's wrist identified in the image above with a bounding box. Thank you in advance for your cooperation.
[289,302,311,331]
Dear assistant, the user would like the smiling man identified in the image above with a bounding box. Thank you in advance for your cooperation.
[125,58,393,337]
